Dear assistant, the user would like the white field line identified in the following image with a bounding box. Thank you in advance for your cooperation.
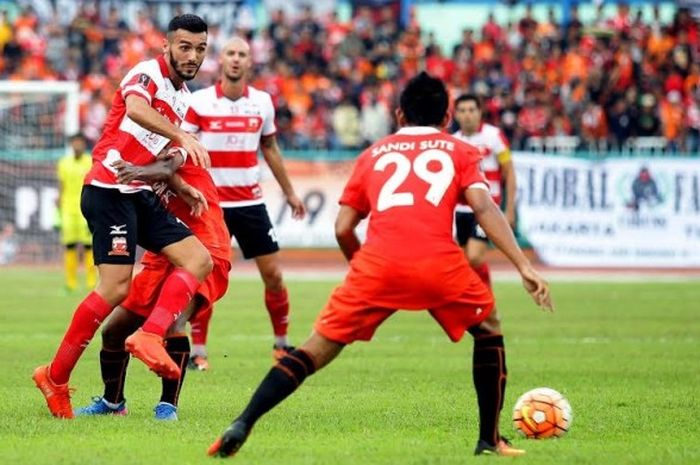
[229,267,700,283]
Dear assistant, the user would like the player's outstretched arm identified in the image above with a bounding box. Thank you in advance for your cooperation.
[125,95,210,168]
[466,187,554,312]
[335,205,363,261]
[260,134,306,219]
[111,148,185,184]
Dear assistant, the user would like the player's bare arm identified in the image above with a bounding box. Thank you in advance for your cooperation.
[466,187,553,311]
[111,147,185,184]
[334,205,363,261]
[124,94,210,169]
[499,155,517,229]
[260,134,306,219]
[112,151,207,217]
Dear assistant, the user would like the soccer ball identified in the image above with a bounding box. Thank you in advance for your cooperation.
[512,387,572,439]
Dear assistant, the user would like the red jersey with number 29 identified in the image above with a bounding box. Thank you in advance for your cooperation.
[340,127,488,260]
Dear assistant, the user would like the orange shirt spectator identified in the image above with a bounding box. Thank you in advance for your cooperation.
[397,27,423,76]
[473,40,495,63]
[286,81,313,117]
[660,92,684,142]
[647,28,675,64]
[581,103,608,140]
[613,49,634,90]
[562,46,588,84]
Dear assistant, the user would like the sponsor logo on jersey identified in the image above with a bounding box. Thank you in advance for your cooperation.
[137,73,151,88]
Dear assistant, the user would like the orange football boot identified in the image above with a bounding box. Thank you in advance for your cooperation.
[32,365,75,419]
[474,437,526,456]
[125,329,181,380]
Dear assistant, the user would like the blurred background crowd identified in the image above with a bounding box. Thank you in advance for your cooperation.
[0,1,698,153]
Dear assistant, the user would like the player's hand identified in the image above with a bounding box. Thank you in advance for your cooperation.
[287,193,306,220]
[177,183,208,217]
[177,132,210,169]
[111,159,143,184]
[519,264,554,312]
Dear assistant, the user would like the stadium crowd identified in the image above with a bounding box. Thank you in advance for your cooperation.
[0,3,699,153]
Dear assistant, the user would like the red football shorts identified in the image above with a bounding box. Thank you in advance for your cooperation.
[121,251,231,319]
[314,248,494,344]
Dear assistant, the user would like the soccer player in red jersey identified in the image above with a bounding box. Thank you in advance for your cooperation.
[208,72,553,458]
[75,149,231,420]
[182,37,306,366]
[33,15,213,419]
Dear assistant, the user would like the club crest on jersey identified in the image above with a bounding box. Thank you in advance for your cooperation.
[108,236,129,256]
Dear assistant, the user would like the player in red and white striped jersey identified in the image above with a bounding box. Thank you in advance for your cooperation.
[452,94,517,287]
[33,15,214,419]
[182,37,306,366]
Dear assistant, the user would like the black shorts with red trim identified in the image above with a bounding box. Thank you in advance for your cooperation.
[81,185,192,265]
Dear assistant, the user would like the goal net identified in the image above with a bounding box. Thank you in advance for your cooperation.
[0,81,80,265]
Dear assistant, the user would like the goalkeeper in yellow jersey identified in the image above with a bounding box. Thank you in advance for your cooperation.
[56,133,96,291]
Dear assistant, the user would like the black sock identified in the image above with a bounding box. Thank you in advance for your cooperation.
[472,334,507,446]
[237,349,316,426]
[161,335,190,406]
[101,348,130,404]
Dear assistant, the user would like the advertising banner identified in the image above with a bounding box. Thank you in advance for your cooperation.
[258,159,363,248]
[514,153,700,267]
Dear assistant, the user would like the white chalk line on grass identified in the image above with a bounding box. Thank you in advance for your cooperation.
[229,268,700,283]
[4,333,696,344]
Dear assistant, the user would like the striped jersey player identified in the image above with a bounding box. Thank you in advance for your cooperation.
[452,94,517,289]
[33,15,214,419]
[181,37,306,366]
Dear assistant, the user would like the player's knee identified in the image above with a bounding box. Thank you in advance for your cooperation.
[468,253,486,269]
[188,248,213,281]
[101,322,126,350]
[96,278,131,306]
[261,266,283,290]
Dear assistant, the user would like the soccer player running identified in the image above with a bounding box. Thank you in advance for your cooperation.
[182,37,306,369]
[75,148,231,420]
[452,94,517,288]
[56,133,96,292]
[33,14,214,419]
[208,72,553,458]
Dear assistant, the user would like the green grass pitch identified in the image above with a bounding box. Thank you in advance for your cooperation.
[1,269,699,465]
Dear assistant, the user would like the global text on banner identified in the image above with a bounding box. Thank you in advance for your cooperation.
[513,153,700,267]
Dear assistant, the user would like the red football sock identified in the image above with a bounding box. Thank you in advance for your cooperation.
[142,268,200,337]
[190,305,212,346]
[474,263,492,289]
[265,288,290,337]
[50,291,113,385]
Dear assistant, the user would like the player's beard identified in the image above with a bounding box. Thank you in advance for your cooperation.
[170,54,201,81]
[224,69,244,83]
